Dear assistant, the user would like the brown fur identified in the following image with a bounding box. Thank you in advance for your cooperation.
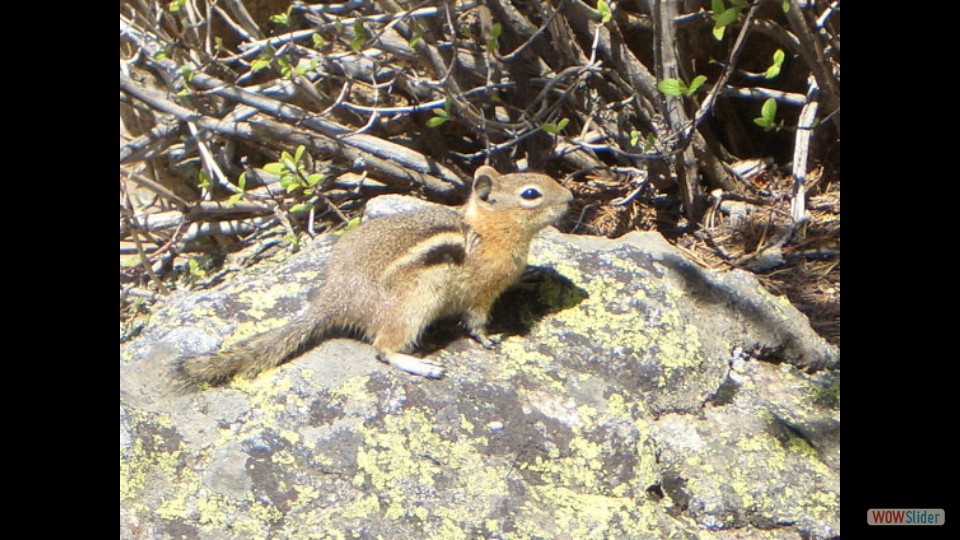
[178,166,572,385]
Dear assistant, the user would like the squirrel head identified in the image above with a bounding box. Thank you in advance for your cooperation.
[465,166,572,234]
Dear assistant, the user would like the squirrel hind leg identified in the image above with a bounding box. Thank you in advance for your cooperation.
[376,349,445,379]
[371,319,444,378]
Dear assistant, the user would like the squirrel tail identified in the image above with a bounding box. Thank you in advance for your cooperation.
[177,312,326,387]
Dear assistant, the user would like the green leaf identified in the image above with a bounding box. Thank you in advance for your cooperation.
[285,233,300,250]
[687,75,708,95]
[630,130,640,147]
[169,0,185,13]
[598,0,612,24]
[408,22,424,50]
[714,7,740,28]
[179,66,194,83]
[312,33,327,48]
[237,172,247,191]
[754,98,778,131]
[644,133,656,152]
[487,23,502,54]
[336,217,362,235]
[541,118,570,135]
[290,203,312,213]
[251,58,272,73]
[658,78,686,97]
[428,102,451,127]
[283,177,302,193]
[351,20,365,52]
[226,192,243,208]
[765,49,785,79]
[711,0,725,15]
[188,259,206,277]
[198,171,211,189]
[761,98,777,121]
[350,36,364,52]
[783,0,790,14]
[277,56,292,77]
[263,163,285,176]
[306,174,323,187]
[712,24,726,41]
[294,145,305,165]
[269,13,289,26]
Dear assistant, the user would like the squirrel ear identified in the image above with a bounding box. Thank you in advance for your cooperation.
[473,166,499,201]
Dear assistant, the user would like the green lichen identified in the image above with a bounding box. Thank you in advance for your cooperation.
[785,436,817,458]
[813,379,841,409]
[196,492,229,526]
[351,406,510,533]
[518,485,660,538]
[494,339,565,386]
[535,249,707,384]
[120,437,148,501]
[680,420,838,528]
[120,410,185,505]
[209,275,319,347]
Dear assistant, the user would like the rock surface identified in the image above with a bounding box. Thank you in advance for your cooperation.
[120,197,840,539]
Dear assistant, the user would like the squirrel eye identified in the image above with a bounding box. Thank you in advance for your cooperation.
[520,188,542,200]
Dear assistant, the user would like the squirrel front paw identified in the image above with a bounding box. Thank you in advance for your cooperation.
[467,328,501,349]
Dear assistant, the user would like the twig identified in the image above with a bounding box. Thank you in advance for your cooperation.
[654,0,700,222]
[180,216,275,244]
[187,121,238,195]
[790,75,820,225]
[121,176,170,294]
[564,0,661,122]
[784,248,840,262]
[784,0,840,133]
[220,0,264,40]
[816,1,840,29]
[118,68,465,195]
[121,169,190,209]
[119,119,185,164]
[682,0,762,144]
[493,0,569,63]
[721,86,806,107]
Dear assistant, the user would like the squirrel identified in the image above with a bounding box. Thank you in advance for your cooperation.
[177,165,573,385]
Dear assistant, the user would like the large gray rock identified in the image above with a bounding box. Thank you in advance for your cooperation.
[120,197,840,539]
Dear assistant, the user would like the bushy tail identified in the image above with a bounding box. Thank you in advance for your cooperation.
[177,313,325,387]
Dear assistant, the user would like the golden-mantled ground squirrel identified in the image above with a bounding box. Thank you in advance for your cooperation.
[178,166,572,385]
